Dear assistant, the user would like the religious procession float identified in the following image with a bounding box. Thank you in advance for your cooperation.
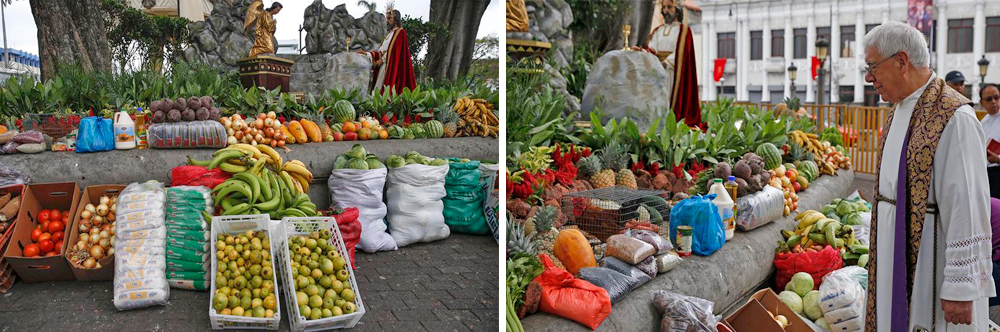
[0,0,498,330]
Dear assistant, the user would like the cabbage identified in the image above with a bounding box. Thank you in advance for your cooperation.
[836,200,856,216]
[385,155,406,168]
[786,272,815,297]
[814,317,830,331]
[843,212,863,226]
[803,290,823,320]
[429,158,448,166]
[778,291,803,314]
[347,144,367,159]
[821,204,838,217]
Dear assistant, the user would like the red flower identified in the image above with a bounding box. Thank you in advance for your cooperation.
[414,114,422,123]
[554,162,577,186]
[647,162,660,177]
[572,196,588,216]
[278,115,286,123]
[631,161,645,173]
[672,164,686,179]
[382,114,391,124]
[391,114,398,124]
[581,148,592,158]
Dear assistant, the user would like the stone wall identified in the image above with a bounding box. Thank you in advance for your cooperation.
[520,0,574,69]
[183,0,256,71]
[288,53,372,96]
[303,1,386,54]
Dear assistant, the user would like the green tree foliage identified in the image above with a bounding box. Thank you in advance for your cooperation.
[100,0,190,73]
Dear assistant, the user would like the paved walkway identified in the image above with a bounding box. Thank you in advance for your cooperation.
[0,234,498,332]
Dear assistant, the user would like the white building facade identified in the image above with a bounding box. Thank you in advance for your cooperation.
[695,0,1000,105]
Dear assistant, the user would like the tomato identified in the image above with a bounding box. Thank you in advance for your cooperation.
[62,213,68,223]
[38,232,51,243]
[22,244,39,257]
[54,241,63,252]
[38,209,50,224]
[47,221,64,234]
[30,228,42,242]
[51,231,64,243]
[38,240,53,253]
[40,221,49,233]
[45,251,58,257]
[50,210,61,222]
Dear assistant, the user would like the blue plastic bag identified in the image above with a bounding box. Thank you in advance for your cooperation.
[76,116,115,153]
[669,194,726,256]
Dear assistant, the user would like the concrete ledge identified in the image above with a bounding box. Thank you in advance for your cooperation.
[2,138,499,210]
[521,169,856,331]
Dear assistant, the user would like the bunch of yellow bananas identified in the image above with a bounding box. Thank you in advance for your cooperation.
[789,130,849,175]
[453,97,498,138]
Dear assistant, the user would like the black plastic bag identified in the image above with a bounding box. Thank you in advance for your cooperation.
[578,267,641,304]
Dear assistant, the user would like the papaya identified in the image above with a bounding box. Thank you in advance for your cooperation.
[299,119,322,142]
[553,229,597,275]
[288,121,308,143]
[279,124,296,144]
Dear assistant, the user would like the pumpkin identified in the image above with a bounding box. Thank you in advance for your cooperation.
[299,119,322,142]
[288,121,308,143]
[553,229,597,275]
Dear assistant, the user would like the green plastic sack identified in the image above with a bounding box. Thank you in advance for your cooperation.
[442,159,488,235]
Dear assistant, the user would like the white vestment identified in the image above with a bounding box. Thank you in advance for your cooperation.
[368,27,401,94]
[646,22,680,108]
[875,73,996,331]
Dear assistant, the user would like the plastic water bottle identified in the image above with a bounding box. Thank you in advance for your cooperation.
[710,178,735,240]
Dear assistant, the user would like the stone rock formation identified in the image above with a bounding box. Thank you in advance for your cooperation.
[303,1,386,54]
[289,53,371,96]
[581,50,671,129]
[183,0,257,70]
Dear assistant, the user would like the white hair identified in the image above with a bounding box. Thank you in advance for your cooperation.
[863,21,930,68]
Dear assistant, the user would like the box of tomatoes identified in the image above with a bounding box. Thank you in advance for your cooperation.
[2,182,80,283]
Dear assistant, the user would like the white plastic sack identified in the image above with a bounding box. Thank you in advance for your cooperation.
[385,164,450,247]
[329,168,396,252]
[819,266,866,332]
[113,181,169,311]
[735,186,784,231]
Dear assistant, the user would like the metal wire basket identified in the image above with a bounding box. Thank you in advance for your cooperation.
[561,186,672,242]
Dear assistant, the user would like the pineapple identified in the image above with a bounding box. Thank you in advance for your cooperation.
[506,217,537,256]
[602,141,637,190]
[580,155,614,189]
[785,140,813,164]
[531,205,562,268]
[436,108,460,138]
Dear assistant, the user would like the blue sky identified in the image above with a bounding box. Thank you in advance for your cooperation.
[0,0,501,57]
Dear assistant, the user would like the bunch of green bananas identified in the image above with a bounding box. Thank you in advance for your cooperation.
[780,209,869,267]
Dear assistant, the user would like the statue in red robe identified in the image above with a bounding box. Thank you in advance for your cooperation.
[362,8,416,95]
[633,0,702,128]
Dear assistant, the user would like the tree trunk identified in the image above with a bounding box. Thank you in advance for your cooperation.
[29,0,112,81]
[626,0,655,48]
[424,0,490,81]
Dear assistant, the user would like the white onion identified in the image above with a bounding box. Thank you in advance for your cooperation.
[99,238,110,249]
[83,258,96,269]
[99,196,110,205]
[85,204,96,213]
[76,241,87,251]
[99,230,109,239]
[106,248,114,256]
[80,233,90,242]
[90,245,105,260]
[97,204,108,216]
[81,210,92,219]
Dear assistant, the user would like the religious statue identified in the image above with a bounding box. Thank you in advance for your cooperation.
[244,1,283,58]
[632,0,702,128]
[358,2,416,95]
[506,0,529,32]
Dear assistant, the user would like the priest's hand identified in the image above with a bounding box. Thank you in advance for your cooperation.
[630,46,643,51]
[988,151,1000,163]
[374,59,383,66]
[941,299,973,325]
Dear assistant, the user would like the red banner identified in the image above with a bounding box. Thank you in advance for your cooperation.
[713,58,726,82]
[811,56,820,80]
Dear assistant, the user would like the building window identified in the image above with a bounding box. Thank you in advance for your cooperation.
[948,18,973,53]
[817,27,831,44]
[751,30,763,60]
[840,25,855,57]
[839,86,855,104]
[865,24,878,35]
[988,17,1000,52]
[794,28,807,59]
[864,86,881,106]
[772,30,784,57]
[718,32,736,59]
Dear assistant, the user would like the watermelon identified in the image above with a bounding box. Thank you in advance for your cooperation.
[424,120,444,138]
[798,161,819,181]
[331,100,356,123]
[757,143,782,170]
[330,123,343,133]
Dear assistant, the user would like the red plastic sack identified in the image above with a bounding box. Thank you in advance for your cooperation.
[170,165,230,189]
[332,207,362,268]
[535,254,612,330]
[774,245,844,290]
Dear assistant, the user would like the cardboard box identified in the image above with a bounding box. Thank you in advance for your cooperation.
[65,185,125,281]
[0,184,27,255]
[724,289,811,332]
[3,183,80,283]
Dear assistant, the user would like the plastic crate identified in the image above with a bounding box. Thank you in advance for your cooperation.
[273,217,365,332]
[209,215,281,330]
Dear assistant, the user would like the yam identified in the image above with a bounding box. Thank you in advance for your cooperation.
[0,195,19,222]
[0,193,9,208]
[187,96,202,110]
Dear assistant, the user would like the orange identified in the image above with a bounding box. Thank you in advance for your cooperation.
[358,128,372,140]
[361,120,373,129]
[378,129,388,140]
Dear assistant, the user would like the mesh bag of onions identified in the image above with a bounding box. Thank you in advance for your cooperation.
[113,181,170,310]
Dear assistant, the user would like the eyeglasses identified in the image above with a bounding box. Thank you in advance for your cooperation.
[863,52,901,75]
[985,96,999,102]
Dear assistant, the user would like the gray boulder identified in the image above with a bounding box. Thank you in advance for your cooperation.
[290,53,372,96]
[525,0,574,68]
[581,50,671,128]
[303,1,386,54]
[183,0,256,70]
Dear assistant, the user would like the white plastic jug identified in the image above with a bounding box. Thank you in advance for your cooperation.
[114,111,136,150]
[709,178,735,240]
